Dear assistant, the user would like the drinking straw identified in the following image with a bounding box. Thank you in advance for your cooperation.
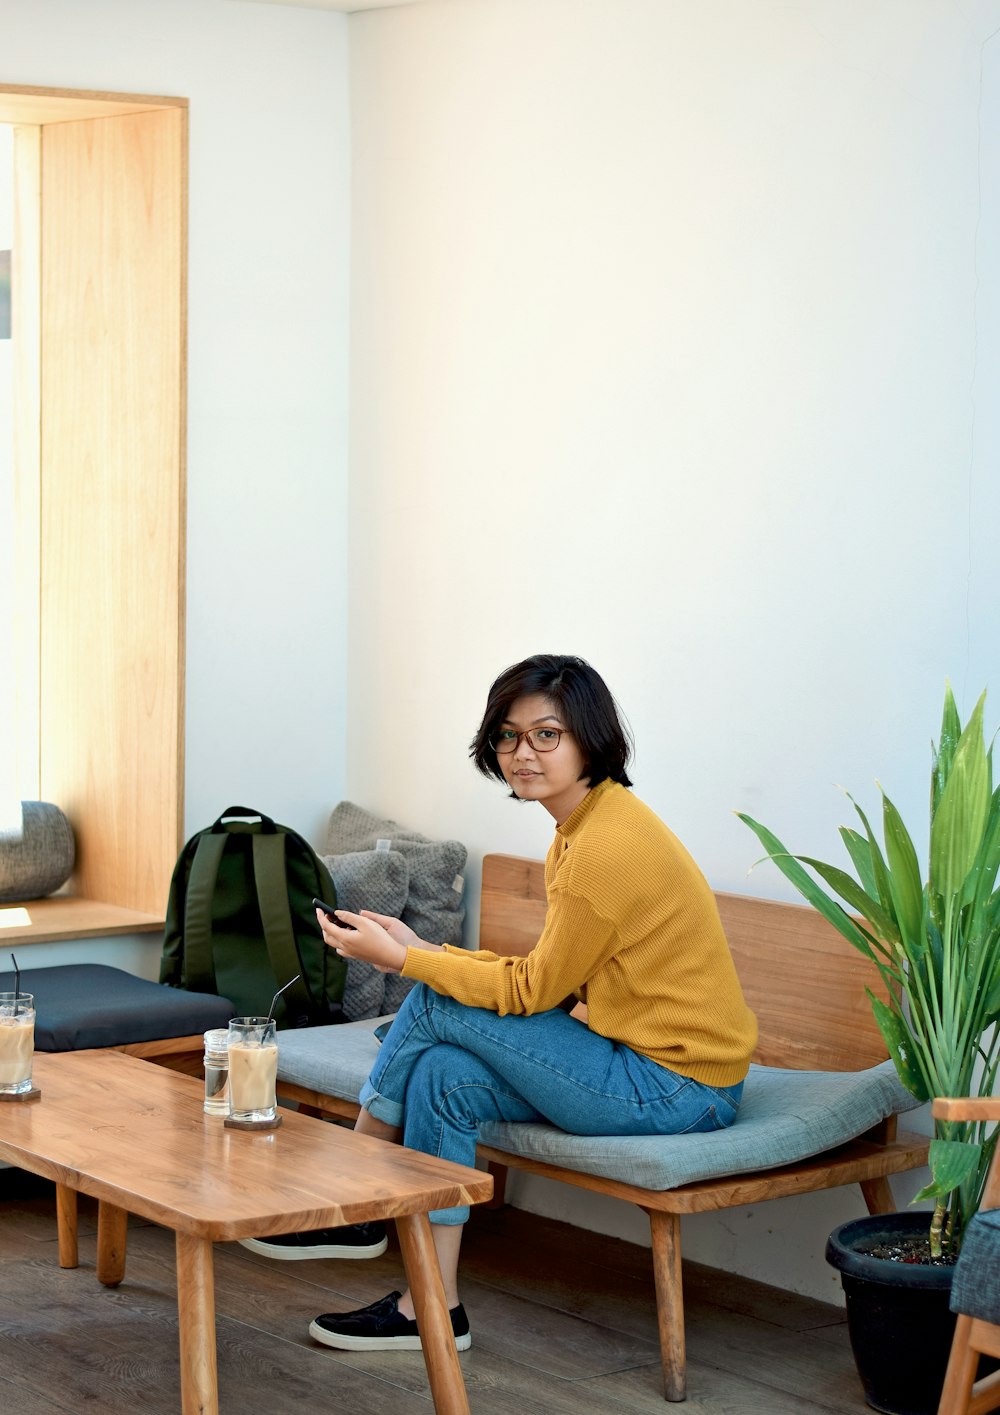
[10,953,20,1016]
[267,975,301,1023]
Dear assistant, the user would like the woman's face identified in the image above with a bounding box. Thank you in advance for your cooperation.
[496,694,591,824]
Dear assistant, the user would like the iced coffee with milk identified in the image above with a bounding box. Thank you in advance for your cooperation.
[227,1017,278,1123]
[0,993,35,1096]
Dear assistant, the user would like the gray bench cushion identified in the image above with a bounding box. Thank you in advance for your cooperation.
[951,1208,1000,1322]
[275,1021,920,1192]
[277,1017,390,1100]
[480,1059,918,1189]
[0,964,235,1051]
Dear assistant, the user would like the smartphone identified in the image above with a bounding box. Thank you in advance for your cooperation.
[312,898,356,929]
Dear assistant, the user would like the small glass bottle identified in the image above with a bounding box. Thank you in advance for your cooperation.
[203,1028,230,1115]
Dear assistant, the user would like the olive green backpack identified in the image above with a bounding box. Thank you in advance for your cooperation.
[160,806,346,1028]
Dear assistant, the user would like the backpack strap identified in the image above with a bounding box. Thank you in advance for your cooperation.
[251,832,316,1021]
[161,829,205,985]
[182,832,228,994]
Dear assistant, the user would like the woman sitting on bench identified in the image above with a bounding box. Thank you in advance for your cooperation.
[258,653,758,1352]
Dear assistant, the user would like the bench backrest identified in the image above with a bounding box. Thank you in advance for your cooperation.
[479,853,889,1074]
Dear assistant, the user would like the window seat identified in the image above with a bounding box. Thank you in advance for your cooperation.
[0,897,165,946]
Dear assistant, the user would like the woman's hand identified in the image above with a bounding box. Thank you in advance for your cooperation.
[315,907,437,974]
[357,912,421,953]
[358,912,444,957]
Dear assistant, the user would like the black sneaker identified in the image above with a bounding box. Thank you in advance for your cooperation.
[239,1221,388,1261]
[309,1289,471,1352]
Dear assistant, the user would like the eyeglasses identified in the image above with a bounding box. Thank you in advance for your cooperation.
[491,727,567,754]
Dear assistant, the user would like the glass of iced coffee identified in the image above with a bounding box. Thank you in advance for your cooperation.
[0,993,35,1096]
[227,1017,279,1126]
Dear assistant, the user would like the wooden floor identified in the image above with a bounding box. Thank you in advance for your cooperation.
[0,1166,870,1414]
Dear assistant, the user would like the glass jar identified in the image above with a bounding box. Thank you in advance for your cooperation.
[203,1028,230,1115]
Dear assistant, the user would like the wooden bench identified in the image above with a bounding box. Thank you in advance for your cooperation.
[274,853,931,1403]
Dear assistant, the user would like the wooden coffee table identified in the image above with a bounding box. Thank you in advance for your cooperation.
[0,1050,492,1414]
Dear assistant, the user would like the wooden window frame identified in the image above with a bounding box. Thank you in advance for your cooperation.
[0,85,187,945]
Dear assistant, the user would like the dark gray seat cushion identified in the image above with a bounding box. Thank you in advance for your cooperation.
[951,1208,1000,1323]
[275,1021,920,1191]
[0,964,235,1051]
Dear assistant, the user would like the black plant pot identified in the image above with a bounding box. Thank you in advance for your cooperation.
[826,1212,956,1415]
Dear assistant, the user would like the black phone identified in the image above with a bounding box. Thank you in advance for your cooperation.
[312,898,356,929]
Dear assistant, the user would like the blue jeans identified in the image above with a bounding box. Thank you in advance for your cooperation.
[359,983,743,1224]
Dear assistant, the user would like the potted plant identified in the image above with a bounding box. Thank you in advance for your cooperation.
[739,684,1000,1415]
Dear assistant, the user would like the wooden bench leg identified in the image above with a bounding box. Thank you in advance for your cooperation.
[937,1313,981,1415]
[96,1201,128,1287]
[648,1210,686,1402]
[860,1176,896,1215]
[948,1361,1000,1415]
[56,1183,79,1268]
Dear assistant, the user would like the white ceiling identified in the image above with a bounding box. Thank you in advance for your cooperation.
[232,0,427,12]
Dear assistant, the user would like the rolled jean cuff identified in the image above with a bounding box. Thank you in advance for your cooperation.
[358,1079,404,1129]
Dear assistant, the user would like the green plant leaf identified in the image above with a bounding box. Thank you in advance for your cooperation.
[840,827,879,899]
[912,1137,981,1202]
[931,692,990,899]
[981,953,1000,1023]
[881,790,924,947]
[933,682,963,815]
[737,815,877,957]
[964,785,1000,922]
[870,995,928,1100]
[798,857,897,948]
[847,793,897,924]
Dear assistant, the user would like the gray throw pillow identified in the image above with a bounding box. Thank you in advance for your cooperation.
[323,801,467,951]
[319,848,409,1021]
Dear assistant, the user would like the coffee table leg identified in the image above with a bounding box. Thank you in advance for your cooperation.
[97,1201,128,1286]
[395,1213,470,1415]
[56,1183,78,1268]
[175,1231,219,1415]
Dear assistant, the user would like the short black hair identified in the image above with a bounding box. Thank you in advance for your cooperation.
[470,654,633,792]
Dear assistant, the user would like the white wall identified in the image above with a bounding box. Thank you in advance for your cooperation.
[6,0,1000,1305]
[3,0,352,981]
[346,0,1000,1298]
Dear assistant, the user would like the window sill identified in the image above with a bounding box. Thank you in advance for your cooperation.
[0,897,165,944]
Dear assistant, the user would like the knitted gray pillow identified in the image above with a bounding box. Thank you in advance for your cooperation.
[319,848,409,1022]
[323,801,467,951]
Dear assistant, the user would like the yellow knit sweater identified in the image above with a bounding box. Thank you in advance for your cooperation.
[401,779,758,1087]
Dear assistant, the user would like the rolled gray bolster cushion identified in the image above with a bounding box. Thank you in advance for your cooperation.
[318,848,410,1021]
[0,801,76,903]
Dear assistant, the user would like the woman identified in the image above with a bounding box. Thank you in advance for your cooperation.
[306,654,757,1351]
